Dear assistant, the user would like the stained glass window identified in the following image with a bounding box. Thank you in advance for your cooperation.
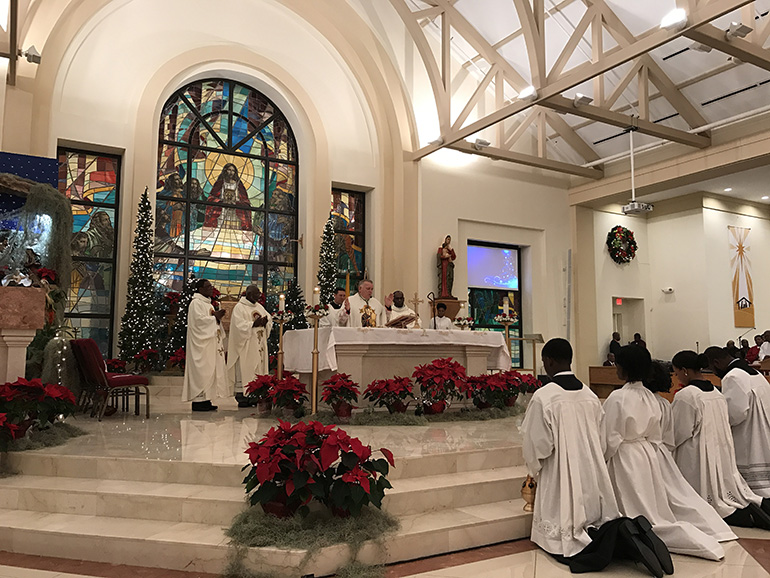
[58,150,121,356]
[331,189,366,290]
[156,79,298,299]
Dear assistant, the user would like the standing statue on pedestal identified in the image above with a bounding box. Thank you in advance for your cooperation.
[437,235,456,298]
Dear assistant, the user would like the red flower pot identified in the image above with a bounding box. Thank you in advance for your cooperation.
[261,499,299,519]
[388,400,408,414]
[423,401,446,415]
[476,401,492,410]
[333,401,353,418]
[505,395,518,407]
[257,400,272,417]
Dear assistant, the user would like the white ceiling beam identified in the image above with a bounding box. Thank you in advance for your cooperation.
[541,94,711,148]
[448,141,604,179]
[408,0,749,160]
[684,23,770,73]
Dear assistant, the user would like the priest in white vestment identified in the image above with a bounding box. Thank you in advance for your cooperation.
[227,285,273,407]
[428,303,454,330]
[671,350,770,528]
[338,279,392,328]
[182,279,228,411]
[705,346,770,498]
[604,346,725,561]
[320,287,347,328]
[389,290,419,329]
[523,338,672,576]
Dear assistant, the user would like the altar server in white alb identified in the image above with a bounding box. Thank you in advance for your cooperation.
[320,287,348,327]
[182,279,228,412]
[523,338,672,577]
[339,279,393,327]
[428,303,454,330]
[671,350,770,528]
[705,346,770,498]
[227,284,273,408]
[604,346,726,561]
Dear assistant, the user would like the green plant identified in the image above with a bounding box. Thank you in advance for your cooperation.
[362,377,414,413]
[412,357,467,407]
[317,214,337,306]
[321,373,360,408]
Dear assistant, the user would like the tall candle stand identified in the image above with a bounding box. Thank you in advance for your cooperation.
[305,303,328,415]
[272,310,293,379]
[494,312,519,365]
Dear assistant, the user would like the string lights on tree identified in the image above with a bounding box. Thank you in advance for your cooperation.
[317,214,337,306]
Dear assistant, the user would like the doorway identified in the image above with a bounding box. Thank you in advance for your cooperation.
[612,297,646,346]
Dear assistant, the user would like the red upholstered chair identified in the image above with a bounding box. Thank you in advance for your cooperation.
[70,339,150,421]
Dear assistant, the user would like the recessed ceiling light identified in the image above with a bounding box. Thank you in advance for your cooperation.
[762,196,769,200]
[724,187,733,192]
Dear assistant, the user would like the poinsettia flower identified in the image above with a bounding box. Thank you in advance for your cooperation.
[380,447,395,467]
[341,466,372,493]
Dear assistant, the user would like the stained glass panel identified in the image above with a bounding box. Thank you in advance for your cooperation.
[185,80,227,117]
[331,190,363,232]
[265,266,295,296]
[234,133,265,157]
[66,317,111,358]
[159,98,196,144]
[69,262,113,314]
[188,259,263,299]
[188,204,262,260]
[154,257,187,293]
[58,152,118,204]
[232,84,274,129]
[155,200,187,254]
[267,214,295,264]
[157,146,188,193]
[200,113,229,148]
[71,206,116,259]
[189,154,265,209]
[267,163,296,211]
[335,233,363,277]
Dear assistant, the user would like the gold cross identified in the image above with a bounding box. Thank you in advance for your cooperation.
[409,292,424,313]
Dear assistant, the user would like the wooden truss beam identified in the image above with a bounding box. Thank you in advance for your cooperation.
[541,95,711,148]
[407,0,750,160]
[448,141,604,179]
[684,23,770,73]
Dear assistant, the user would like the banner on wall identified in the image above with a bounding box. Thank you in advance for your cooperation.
[729,226,755,328]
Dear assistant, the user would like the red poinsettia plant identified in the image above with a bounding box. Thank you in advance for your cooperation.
[133,349,159,373]
[519,372,542,394]
[0,378,77,440]
[105,358,127,374]
[412,357,467,406]
[246,374,278,403]
[164,291,181,306]
[211,287,222,310]
[363,377,415,413]
[243,420,394,518]
[321,373,360,407]
[0,412,20,450]
[460,373,509,409]
[270,374,308,409]
[168,347,186,371]
[37,267,57,284]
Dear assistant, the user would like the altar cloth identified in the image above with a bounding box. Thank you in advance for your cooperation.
[284,327,511,373]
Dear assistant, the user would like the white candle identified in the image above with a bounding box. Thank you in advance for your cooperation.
[279,294,285,311]
[503,297,510,316]
[313,286,320,306]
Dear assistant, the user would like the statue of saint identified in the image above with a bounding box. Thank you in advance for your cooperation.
[437,235,456,298]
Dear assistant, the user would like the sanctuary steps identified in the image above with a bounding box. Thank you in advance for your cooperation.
[0,441,531,576]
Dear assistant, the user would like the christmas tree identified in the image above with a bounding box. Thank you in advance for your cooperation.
[164,275,196,361]
[118,188,161,362]
[317,214,337,306]
[284,279,308,331]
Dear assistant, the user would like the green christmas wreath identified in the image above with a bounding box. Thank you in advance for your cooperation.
[606,225,637,264]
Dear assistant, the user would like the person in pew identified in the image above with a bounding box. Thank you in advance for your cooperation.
[603,346,726,561]
[227,285,272,408]
[671,350,770,529]
[747,335,763,364]
[428,303,454,330]
[523,338,671,577]
[182,279,227,412]
[603,353,616,367]
[759,330,770,361]
[704,346,770,498]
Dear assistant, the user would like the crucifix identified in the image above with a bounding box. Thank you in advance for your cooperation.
[408,292,424,316]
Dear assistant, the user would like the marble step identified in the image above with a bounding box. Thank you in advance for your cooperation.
[6,445,523,485]
[0,499,532,577]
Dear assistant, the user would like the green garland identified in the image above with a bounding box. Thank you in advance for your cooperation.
[606,225,637,264]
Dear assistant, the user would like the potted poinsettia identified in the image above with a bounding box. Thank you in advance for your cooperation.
[270,374,308,416]
[363,377,415,414]
[168,347,186,372]
[461,373,508,409]
[412,357,467,414]
[105,358,127,373]
[243,420,394,518]
[133,349,159,374]
[0,378,77,440]
[496,370,523,406]
[246,374,277,416]
[321,373,360,420]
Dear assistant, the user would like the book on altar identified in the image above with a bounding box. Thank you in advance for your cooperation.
[386,314,417,328]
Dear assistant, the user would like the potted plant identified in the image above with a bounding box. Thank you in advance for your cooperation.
[105,358,127,374]
[321,373,360,420]
[245,374,277,416]
[167,347,186,372]
[163,291,182,315]
[461,373,508,409]
[270,374,308,417]
[363,377,414,414]
[243,420,394,518]
[133,349,159,374]
[0,378,77,439]
[412,357,467,414]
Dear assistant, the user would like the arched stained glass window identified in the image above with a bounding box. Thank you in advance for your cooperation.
[155,79,298,300]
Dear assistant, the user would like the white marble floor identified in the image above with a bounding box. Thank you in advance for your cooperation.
[0,567,98,578]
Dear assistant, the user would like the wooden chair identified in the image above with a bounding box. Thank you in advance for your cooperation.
[70,338,150,421]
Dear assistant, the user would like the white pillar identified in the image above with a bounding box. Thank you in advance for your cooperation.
[0,329,36,382]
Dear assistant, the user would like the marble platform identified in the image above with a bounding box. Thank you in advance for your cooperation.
[0,386,531,576]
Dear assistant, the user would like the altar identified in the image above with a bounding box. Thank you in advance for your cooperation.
[284,327,510,388]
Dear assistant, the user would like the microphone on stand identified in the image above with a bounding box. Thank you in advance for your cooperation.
[427,292,437,330]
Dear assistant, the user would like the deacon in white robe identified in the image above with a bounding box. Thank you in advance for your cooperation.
[604,346,725,561]
[320,287,347,328]
[338,279,392,328]
[670,351,769,528]
[428,304,454,330]
[227,285,273,403]
[389,290,420,329]
[182,280,228,410]
[705,347,770,498]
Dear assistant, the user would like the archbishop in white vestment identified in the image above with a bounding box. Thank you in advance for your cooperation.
[227,286,273,395]
[339,280,392,328]
[182,284,228,403]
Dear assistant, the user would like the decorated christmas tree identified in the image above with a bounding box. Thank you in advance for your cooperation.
[317,214,337,306]
[284,279,308,331]
[164,275,196,361]
[118,188,161,362]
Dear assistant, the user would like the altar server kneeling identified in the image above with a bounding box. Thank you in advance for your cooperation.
[523,338,672,577]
